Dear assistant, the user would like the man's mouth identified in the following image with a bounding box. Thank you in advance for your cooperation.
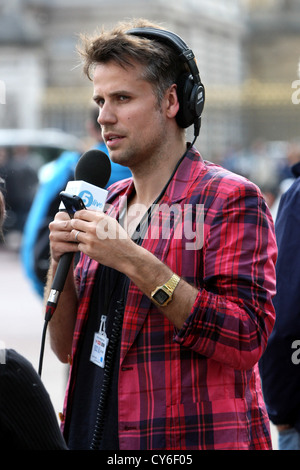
[105,134,124,147]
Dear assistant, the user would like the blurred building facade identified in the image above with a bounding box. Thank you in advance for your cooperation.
[0,0,299,160]
[244,0,300,147]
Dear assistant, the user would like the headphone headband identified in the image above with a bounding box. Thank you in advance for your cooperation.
[126,27,191,55]
[127,28,200,79]
[126,27,205,139]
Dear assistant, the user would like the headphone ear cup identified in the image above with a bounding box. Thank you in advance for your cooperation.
[176,73,204,129]
[176,73,195,128]
[126,27,205,136]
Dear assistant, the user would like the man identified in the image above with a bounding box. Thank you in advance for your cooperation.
[45,19,277,450]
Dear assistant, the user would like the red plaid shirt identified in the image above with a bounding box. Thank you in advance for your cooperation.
[61,147,277,450]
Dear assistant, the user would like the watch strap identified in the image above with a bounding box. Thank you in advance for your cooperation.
[164,273,180,293]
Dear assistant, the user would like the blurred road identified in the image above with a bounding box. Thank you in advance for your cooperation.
[0,246,67,422]
[0,245,278,449]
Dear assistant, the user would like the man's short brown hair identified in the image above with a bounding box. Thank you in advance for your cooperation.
[0,179,6,240]
[78,18,186,104]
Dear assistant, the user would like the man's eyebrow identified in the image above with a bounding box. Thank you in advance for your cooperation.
[93,90,133,102]
[93,94,101,103]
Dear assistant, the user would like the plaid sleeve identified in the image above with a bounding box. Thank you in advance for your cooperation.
[174,179,277,370]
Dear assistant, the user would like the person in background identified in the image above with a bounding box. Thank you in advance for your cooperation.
[260,157,300,450]
[0,178,68,450]
[4,146,39,233]
[45,19,277,450]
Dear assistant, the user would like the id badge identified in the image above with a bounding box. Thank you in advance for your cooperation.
[90,315,109,368]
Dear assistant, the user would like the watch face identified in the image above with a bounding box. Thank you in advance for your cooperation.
[153,288,169,305]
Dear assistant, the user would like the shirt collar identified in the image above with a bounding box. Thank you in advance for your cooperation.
[163,146,204,204]
[106,146,204,208]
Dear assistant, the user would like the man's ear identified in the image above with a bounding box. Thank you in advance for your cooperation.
[165,84,180,119]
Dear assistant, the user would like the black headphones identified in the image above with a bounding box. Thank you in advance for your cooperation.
[126,27,205,139]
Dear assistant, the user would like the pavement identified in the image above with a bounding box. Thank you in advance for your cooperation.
[0,244,279,449]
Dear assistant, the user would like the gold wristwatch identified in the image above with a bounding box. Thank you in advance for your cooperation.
[151,273,180,307]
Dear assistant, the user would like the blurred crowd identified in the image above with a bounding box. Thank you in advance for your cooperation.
[220,138,299,220]
[0,136,298,251]
[0,145,40,247]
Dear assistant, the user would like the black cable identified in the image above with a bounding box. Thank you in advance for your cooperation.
[37,142,195,439]
[89,142,194,449]
[132,140,195,242]
[38,139,195,378]
[38,303,55,376]
[38,320,48,377]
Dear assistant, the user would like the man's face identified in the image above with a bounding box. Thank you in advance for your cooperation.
[93,60,169,171]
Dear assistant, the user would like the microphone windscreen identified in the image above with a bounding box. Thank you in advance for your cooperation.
[75,149,111,188]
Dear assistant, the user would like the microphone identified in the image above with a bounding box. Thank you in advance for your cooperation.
[46,149,111,320]
[75,148,111,186]
[59,148,112,211]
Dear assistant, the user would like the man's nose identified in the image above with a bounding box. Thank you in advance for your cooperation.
[97,102,117,126]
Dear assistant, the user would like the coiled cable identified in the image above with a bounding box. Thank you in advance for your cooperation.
[90,296,125,450]
[90,145,192,449]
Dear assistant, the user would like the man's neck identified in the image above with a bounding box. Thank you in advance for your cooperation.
[130,140,187,208]
[122,138,187,237]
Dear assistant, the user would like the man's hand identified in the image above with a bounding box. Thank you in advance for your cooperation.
[70,209,137,273]
[49,211,80,264]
